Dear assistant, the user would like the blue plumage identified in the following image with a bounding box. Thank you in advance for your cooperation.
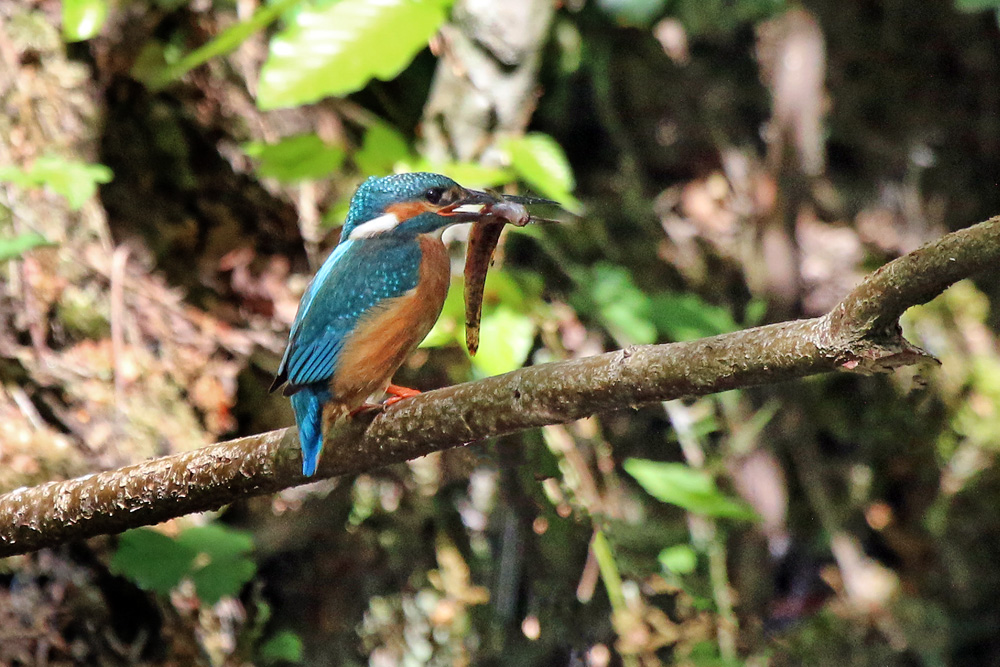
[291,385,331,477]
[277,240,422,394]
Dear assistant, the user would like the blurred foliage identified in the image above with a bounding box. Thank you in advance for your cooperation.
[0,232,54,263]
[244,134,347,183]
[259,630,305,664]
[624,459,758,520]
[505,133,583,212]
[422,269,544,375]
[3,0,1000,664]
[257,0,454,109]
[111,524,257,605]
[0,156,112,211]
[61,0,108,42]
[135,0,302,89]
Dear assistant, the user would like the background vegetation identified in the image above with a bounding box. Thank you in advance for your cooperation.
[2,0,1000,664]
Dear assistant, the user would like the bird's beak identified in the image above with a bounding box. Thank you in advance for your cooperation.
[440,189,559,222]
[439,189,502,221]
[490,193,560,207]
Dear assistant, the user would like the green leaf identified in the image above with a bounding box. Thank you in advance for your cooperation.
[354,123,412,176]
[659,544,698,574]
[140,0,303,89]
[110,529,198,595]
[244,133,346,182]
[259,630,305,664]
[623,459,758,520]
[576,264,656,346]
[257,0,453,110]
[649,293,739,341]
[110,524,257,604]
[179,525,256,604]
[62,0,108,42]
[470,305,537,376]
[956,0,1000,9]
[504,133,581,213]
[0,233,54,263]
[0,156,113,211]
[176,524,254,561]
[190,558,257,605]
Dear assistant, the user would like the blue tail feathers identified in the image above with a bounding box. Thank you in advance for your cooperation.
[291,385,331,476]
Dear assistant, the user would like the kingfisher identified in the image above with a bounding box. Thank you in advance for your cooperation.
[271,172,522,476]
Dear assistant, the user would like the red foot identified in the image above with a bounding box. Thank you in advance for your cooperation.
[385,384,421,406]
[386,383,422,398]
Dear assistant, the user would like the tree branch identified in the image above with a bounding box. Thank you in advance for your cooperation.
[1,217,997,557]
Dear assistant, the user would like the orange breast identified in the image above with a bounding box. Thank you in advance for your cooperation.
[330,235,451,407]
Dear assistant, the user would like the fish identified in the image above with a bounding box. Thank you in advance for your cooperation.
[463,194,557,355]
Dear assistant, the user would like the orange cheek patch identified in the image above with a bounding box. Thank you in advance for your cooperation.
[386,200,436,221]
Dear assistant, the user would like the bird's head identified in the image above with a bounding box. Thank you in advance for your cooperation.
[340,173,500,241]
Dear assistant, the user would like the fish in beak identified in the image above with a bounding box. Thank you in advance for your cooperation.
[455,190,562,355]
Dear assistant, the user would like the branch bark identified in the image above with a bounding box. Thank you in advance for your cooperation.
[1,217,998,557]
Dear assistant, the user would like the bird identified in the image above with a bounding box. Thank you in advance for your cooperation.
[270,172,516,476]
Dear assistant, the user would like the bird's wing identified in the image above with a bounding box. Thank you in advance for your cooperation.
[272,239,422,394]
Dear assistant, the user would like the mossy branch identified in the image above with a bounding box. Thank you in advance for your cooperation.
[1,217,998,557]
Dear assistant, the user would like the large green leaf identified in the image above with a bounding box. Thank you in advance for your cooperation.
[258,0,453,110]
[624,459,757,520]
[243,133,346,182]
[111,524,256,604]
[110,529,198,595]
[62,0,108,42]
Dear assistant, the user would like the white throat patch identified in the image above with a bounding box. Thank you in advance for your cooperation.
[348,212,401,240]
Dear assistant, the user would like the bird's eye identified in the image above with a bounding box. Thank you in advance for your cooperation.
[424,187,445,205]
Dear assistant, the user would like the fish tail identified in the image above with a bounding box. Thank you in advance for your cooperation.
[291,385,332,477]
